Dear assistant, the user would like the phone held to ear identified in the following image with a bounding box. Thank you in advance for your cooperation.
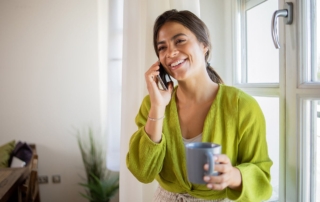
[157,63,172,91]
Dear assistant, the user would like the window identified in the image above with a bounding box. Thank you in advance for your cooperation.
[235,0,320,201]
[299,1,320,201]
[301,99,320,202]
[246,0,279,83]
[312,1,319,82]
[235,0,281,201]
[106,0,123,171]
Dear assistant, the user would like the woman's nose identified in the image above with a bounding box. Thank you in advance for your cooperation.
[167,46,178,58]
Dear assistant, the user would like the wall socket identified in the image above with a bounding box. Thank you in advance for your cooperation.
[52,175,61,183]
[38,176,48,184]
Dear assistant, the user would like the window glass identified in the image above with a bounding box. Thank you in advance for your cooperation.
[316,1,320,81]
[254,96,279,201]
[316,101,320,201]
[246,0,279,83]
[106,0,123,171]
[304,99,319,201]
[308,0,320,82]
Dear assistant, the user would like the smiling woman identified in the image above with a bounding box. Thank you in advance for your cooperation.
[153,11,223,84]
[126,9,273,202]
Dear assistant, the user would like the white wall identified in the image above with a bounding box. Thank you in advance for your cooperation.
[0,1,115,201]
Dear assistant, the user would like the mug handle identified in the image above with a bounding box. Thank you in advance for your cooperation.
[205,151,215,176]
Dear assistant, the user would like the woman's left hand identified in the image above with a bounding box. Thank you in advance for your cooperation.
[203,154,242,191]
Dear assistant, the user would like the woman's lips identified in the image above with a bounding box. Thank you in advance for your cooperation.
[169,59,186,70]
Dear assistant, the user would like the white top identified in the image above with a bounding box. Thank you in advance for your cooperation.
[182,133,203,144]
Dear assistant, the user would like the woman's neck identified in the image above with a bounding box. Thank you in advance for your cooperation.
[176,76,219,105]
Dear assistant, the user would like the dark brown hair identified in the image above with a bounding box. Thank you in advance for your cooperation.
[153,9,223,84]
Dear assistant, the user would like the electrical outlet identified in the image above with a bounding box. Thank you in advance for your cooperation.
[38,176,48,184]
[52,175,61,183]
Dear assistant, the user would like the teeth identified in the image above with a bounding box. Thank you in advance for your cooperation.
[171,60,184,67]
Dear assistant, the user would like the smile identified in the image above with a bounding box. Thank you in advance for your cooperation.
[170,59,185,67]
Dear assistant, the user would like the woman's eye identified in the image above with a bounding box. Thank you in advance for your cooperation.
[176,39,185,44]
[158,46,165,51]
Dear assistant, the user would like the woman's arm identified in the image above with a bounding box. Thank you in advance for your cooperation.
[228,92,273,201]
[126,96,167,183]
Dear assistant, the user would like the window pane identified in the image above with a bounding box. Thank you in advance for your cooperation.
[304,100,319,201]
[309,0,320,82]
[106,0,123,171]
[246,0,279,83]
[254,96,279,201]
[316,101,320,201]
[316,1,320,81]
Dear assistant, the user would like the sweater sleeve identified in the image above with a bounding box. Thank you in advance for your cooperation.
[227,92,273,202]
[126,96,166,183]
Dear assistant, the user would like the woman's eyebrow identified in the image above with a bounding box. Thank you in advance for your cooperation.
[157,33,187,46]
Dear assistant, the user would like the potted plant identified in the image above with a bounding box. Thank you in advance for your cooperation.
[76,128,119,202]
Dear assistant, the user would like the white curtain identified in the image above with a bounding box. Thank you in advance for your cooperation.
[119,0,199,201]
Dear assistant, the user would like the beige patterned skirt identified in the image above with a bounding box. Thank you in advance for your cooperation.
[153,186,233,202]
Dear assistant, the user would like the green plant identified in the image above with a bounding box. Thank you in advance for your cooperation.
[76,128,119,202]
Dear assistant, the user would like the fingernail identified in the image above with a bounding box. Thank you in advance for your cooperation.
[204,176,210,181]
[207,184,212,189]
[214,156,218,161]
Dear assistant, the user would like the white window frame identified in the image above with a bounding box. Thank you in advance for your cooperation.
[232,1,285,202]
[299,0,319,87]
[233,0,280,88]
[297,1,320,201]
[299,97,320,202]
[233,0,320,201]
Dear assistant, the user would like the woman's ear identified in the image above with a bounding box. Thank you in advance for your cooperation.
[203,45,209,55]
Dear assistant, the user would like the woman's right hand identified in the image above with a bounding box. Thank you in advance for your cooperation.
[145,61,173,108]
[144,61,173,142]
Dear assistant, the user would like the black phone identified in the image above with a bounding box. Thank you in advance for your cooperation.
[157,63,172,91]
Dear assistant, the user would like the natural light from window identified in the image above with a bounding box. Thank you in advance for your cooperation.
[304,99,320,201]
[106,0,123,171]
[317,1,320,81]
[317,101,320,202]
[246,0,279,83]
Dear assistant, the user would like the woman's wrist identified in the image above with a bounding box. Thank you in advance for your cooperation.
[149,106,166,119]
[228,167,242,191]
[145,106,166,143]
[148,115,165,121]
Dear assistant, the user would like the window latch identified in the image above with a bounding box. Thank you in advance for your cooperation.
[271,2,293,49]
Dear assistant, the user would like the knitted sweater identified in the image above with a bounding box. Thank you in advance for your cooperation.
[126,84,273,201]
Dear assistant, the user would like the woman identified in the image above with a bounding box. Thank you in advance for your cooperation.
[126,9,272,202]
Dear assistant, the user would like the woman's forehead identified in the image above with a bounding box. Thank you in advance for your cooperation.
[157,22,193,41]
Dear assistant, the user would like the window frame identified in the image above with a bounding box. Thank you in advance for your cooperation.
[299,96,320,202]
[233,0,280,88]
[233,1,285,201]
[297,1,320,199]
[233,0,320,201]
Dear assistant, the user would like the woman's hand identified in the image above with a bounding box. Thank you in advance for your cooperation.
[203,154,242,191]
[145,61,173,108]
[144,61,173,142]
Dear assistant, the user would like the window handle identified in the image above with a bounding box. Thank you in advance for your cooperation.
[271,2,293,49]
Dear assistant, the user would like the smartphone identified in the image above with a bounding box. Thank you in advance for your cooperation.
[157,63,172,91]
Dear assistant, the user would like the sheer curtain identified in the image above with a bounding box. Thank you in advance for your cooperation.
[106,0,123,172]
[119,0,199,201]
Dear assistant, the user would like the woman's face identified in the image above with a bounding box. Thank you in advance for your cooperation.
[156,21,208,81]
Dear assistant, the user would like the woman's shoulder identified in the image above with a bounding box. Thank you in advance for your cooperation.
[218,85,264,120]
[219,84,257,103]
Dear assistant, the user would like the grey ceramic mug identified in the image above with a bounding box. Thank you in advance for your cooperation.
[185,142,221,184]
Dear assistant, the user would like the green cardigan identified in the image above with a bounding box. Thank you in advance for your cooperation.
[126,85,273,201]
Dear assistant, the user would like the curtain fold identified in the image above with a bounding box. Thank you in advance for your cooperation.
[119,1,199,201]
